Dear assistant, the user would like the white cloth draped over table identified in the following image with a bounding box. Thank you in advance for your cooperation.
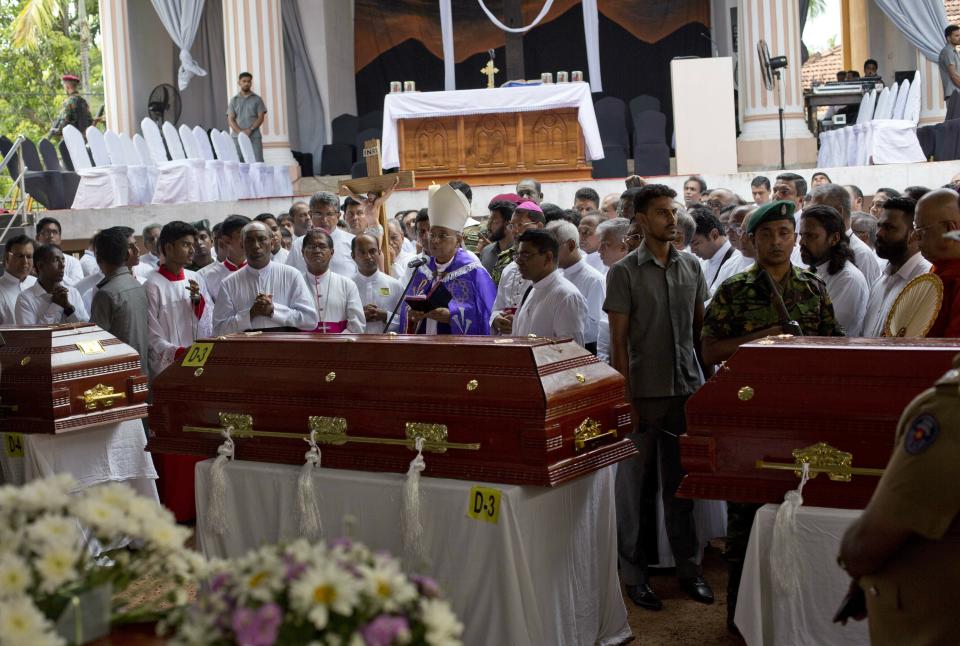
[195,459,632,646]
[381,83,604,169]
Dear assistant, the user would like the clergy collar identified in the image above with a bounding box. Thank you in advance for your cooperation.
[307,268,331,280]
[355,270,380,282]
[158,265,185,282]
[224,258,247,272]
[243,261,273,277]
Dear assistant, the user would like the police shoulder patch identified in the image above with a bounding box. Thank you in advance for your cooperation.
[904,413,939,455]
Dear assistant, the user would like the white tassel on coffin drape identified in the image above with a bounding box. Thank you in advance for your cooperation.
[207,426,235,536]
[401,437,427,568]
[296,429,324,541]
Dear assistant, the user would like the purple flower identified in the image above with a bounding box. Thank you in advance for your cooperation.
[330,536,353,549]
[361,615,410,646]
[283,555,307,582]
[411,575,440,598]
[209,572,232,592]
[231,603,282,646]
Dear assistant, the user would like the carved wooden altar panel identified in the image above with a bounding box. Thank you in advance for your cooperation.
[399,108,590,188]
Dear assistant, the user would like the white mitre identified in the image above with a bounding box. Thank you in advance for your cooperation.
[428,184,471,234]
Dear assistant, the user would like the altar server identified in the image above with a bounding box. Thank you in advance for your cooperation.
[146,221,213,376]
[15,243,87,324]
[198,214,251,303]
[286,191,356,278]
[301,228,364,334]
[213,222,318,335]
[512,229,586,345]
[351,233,403,333]
[548,220,604,353]
[399,185,496,336]
[0,235,36,324]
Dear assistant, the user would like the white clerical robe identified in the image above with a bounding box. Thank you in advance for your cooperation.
[391,251,416,285]
[304,269,365,333]
[489,261,532,332]
[0,273,36,324]
[352,270,403,333]
[814,261,869,336]
[80,249,98,277]
[62,253,84,287]
[213,262,318,335]
[705,240,744,296]
[863,252,932,337]
[286,228,357,278]
[145,266,214,376]
[585,251,607,275]
[198,259,245,303]
[561,256,605,347]
[141,252,160,270]
[15,282,87,324]
[512,269,587,346]
[847,230,881,285]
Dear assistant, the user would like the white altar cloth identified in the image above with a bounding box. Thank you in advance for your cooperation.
[735,503,868,646]
[195,459,631,646]
[381,82,604,168]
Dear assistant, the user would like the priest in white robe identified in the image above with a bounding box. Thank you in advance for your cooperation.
[286,191,357,278]
[351,233,403,333]
[198,214,252,303]
[301,229,364,333]
[511,229,587,346]
[213,222,318,335]
[388,219,415,284]
[0,235,37,324]
[146,221,214,376]
[15,244,87,325]
[549,220,607,353]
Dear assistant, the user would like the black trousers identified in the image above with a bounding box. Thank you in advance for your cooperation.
[615,395,700,584]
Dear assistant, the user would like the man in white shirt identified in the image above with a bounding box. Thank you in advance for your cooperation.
[35,216,83,286]
[79,236,99,276]
[726,205,758,275]
[800,205,869,336]
[512,229,586,345]
[689,206,743,296]
[0,235,37,323]
[198,214,251,303]
[287,191,356,278]
[213,222,318,335]
[290,201,312,237]
[351,233,403,333]
[301,228,363,334]
[254,213,289,265]
[145,221,213,376]
[863,197,932,337]
[15,244,87,324]
[387,220,415,284]
[76,227,151,313]
[140,224,162,269]
[490,203,546,334]
[810,183,882,285]
[578,212,606,275]
[548,219,605,353]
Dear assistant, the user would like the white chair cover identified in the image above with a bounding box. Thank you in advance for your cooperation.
[861,90,877,123]
[864,73,926,165]
[855,92,872,125]
[162,122,187,160]
[237,132,272,197]
[104,130,149,206]
[178,125,221,201]
[192,126,215,160]
[211,131,249,200]
[62,125,92,170]
[273,166,293,197]
[140,118,208,204]
[85,127,112,167]
[873,87,894,120]
[893,79,911,120]
[124,134,156,202]
[64,125,129,208]
[904,71,922,124]
[133,134,156,166]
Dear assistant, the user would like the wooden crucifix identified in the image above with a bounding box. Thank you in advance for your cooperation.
[338,138,415,271]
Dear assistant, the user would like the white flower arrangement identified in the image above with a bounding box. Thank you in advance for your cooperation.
[161,538,464,646]
[0,474,203,645]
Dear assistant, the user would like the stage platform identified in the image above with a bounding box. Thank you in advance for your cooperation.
[37,159,960,246]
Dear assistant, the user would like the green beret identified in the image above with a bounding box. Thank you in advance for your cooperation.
[746,200,797,234]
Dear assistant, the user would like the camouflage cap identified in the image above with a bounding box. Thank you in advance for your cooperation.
[746,199,796,234]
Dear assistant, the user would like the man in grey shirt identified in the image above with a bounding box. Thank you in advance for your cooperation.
[228,71,267,162]
[604,183,714,611]
[939,25,960,120]
[91,227,150,373]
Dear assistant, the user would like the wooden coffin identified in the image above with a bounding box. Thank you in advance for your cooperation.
[679,337,960,509]
[147,333,637,486]
[0,323,149,434]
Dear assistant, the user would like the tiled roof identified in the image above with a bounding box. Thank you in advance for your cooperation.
[801,45,843,88]
[948,0,960,25]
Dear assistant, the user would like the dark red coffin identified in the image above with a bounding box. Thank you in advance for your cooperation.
[0,323,149,434]
[147,333,637,486]
[679,336,960,509]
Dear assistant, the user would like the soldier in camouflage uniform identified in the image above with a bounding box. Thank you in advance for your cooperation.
[701,199,844,633]
[48,74,92,139]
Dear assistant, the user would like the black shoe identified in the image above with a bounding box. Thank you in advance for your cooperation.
[679,576,715,604]
[625,583,663,610]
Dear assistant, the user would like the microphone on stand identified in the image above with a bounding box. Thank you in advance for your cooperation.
[407,257,428,269]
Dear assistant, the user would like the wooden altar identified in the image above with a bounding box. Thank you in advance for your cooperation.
[398,108,592,188]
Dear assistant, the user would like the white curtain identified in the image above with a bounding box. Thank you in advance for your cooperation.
[582,0,601,92]
[440,0,455,90]
[150,0,208,90]
[873,0,948,62]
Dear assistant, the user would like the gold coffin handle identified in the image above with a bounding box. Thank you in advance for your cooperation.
[574,417,618,452]
[755,441,884,482]
[78,384,126,411]
[308,417,480,454]
[184,412,308,440]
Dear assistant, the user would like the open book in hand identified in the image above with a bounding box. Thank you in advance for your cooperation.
[404,280,452,313]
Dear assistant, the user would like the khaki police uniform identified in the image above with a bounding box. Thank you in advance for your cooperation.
[857,356,960,645]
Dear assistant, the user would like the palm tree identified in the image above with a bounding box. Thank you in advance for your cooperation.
[12,0,92,94]
[808,0,827,20]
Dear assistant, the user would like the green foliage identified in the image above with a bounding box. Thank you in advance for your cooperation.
[807,0,827,20]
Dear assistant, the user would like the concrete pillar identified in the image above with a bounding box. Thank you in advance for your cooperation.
[98,0,136,135]
[737,0,816,168]
[222,0,298,172]
[918,49,946,126]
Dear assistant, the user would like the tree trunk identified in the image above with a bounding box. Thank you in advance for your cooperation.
[77,0,91,101]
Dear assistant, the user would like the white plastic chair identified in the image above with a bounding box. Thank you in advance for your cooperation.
[179,125,221,201]
[211,129,250,199]
[237,131,273,197]
[64,125,130,208]
[141,118,207,204]
[104,130,149,205]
